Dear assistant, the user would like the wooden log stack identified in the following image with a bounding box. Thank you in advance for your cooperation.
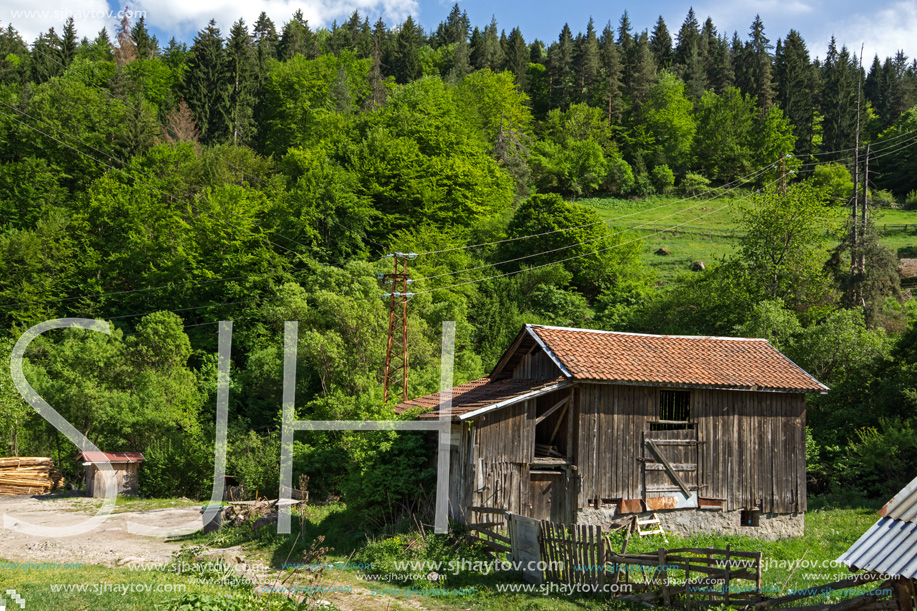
[0,457,63,495]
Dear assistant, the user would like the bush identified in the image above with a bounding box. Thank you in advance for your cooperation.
[605,154,635,195]
[810,162,853,203]
[906,189,917,209]
[680,172,710,196]
[140,433,214,499]
[650,164,675,194]
[632,172,655,197]
[870,188,897,207]
[842,419,917,498]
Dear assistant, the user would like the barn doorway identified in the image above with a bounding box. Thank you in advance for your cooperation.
[642,389,700,509]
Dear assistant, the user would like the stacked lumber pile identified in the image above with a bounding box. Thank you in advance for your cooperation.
[0,457,62,495]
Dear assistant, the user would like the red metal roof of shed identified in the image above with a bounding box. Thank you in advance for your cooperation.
[395,376,567,419]
[78,451,145,464]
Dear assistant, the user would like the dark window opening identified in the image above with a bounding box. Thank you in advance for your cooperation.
[651,390,692,431]
[740,509,760,527]
[533,392,571,461]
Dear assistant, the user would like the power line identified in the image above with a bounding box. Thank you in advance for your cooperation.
[418,173,785,283]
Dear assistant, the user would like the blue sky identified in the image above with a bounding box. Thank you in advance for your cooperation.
[4,0,915,63]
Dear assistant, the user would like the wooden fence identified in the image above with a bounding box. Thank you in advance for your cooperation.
[536,520,762,606]
[466,506,511,557]
[610,546,763,607]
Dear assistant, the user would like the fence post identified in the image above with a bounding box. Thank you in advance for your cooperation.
[659,548,671,606]
[756,551,764,598]
[725,544,731,606]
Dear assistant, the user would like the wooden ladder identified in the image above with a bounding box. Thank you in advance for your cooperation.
[636,513,668,541]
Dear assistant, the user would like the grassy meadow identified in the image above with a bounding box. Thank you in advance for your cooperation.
[578,193,917,282]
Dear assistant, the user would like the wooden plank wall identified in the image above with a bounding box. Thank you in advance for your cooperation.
[576,383,807,514]
[472,400,536,515]
[693,389,806,514]
[577,383,655,505]
[449,423,475,522]
[512,347,563,379]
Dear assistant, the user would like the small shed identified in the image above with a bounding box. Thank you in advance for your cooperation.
[78,451,144,498]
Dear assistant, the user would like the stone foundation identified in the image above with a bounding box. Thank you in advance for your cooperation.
[576,507,804,541]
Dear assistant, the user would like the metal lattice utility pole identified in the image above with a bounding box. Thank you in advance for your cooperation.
[380,253,416,403]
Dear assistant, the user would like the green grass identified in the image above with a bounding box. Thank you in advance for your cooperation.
[4,498,887,611]
[51,494,206,514]
[578,194,917,282]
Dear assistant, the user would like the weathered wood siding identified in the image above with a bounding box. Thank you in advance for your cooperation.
[575,383,806,514]
[512,347,562,379]
[471,400,535,515]
[576,383,654,506]
[692,388,806,514]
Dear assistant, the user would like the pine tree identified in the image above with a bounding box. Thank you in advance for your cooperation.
[183,19,229,145]
[864,55,883,120]
[575,18,601,103]
[0,24,31,83]
[820,37,857,158]
[436,4,470,47]
[366,18,388,108]
[113,13,136,65]
[674,8,701,67]
[548,24,575,108]
[684,44,707,100]
[600,21,623,124]
[737,15,774,111]
[617,11,633,60]
[394,16,421,84]
[505,27,529,91]
[469,27,486,69]
[650,16,673,70]
[483,16,504,70]
[90,28,113,62]
[774,30,815,156]
[31,28,62,83]
[132,16,158,59]
[225,19,258,146]
[627,32,656,107]
[162,99,202,147]
[707,35,734,92]
[252,12,278,77]
[278,10,314,60]
[60,17,78,67]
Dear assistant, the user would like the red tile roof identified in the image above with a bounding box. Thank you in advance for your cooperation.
[395,376,567,418]
[528,325,827,392]
[78,451,145,464]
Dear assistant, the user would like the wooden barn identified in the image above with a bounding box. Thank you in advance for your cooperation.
[397,324,828,538]
[79,451,144,498]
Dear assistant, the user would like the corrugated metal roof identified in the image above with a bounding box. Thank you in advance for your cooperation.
[837,517,917,578]
[879,475,917,523]
[78,451,144,464]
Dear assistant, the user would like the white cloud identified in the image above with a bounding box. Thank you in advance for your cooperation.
[130,0,420,39]
[820,0,917,61]
[4,0,117,43]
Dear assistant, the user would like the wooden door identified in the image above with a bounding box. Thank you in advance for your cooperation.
[529,471,567,522]
[642,428,699,509]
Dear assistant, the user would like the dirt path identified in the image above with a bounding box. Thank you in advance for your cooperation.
[0,495,433,610]
[0,495,200,567]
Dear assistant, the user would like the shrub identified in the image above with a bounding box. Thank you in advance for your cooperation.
[870,188,897,207]
[810,162,853,203]
[906,189,917,209]
[842,419,917,498]
[680,172,710,196]
[605,154,635,195]
[140,433,214,499]
[650,164,675,194]
[632,172,655,197]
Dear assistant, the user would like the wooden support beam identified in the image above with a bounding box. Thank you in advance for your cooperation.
[646,440,692,496]
[535,396,569,425]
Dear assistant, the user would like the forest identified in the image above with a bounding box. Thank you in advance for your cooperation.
[0,4,915,525]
